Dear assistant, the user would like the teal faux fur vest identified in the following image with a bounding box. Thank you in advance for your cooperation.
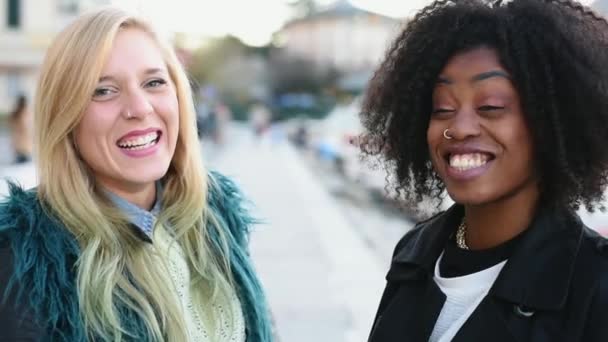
[0,171,273,341]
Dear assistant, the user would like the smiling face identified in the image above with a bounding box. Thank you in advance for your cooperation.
[427,47,537,206]
[74,28,179,197]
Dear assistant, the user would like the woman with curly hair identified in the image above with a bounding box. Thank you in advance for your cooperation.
[364,0,608,341]
[0,7,272,342]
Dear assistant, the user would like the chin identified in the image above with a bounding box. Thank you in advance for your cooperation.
[451,197,491,206]
[446,188,499,207]
[126,165,170,184]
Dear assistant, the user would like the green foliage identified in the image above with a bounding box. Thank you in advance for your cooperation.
[185,30,343,122]
[267,54,341,95]
[189,36,249,86]
[287,0,318,18]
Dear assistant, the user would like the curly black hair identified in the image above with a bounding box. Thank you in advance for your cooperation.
[361,0,608,211]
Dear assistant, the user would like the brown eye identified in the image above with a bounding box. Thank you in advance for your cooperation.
[432,108,454,115]
[478,105,504,111]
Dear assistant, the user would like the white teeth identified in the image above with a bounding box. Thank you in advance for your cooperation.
[117,132,159,149]
[449,153,490,171]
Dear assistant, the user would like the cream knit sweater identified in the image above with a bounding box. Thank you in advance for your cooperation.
[153,226,246,342]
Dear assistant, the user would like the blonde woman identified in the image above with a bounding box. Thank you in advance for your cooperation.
[0,7,272,342]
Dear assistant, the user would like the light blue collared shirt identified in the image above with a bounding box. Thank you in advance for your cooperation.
[105,182,163,240]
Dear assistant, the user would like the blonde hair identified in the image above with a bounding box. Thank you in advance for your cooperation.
[34,7,233,341]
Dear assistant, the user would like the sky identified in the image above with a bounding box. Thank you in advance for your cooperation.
[114,0,597,46]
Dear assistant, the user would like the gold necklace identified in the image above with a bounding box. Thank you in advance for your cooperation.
[456,219,469,250]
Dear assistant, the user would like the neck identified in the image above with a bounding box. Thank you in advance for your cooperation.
[100,179,157,210]
[463,182,539,250]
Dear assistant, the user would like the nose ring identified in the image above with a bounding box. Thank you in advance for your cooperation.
[443,129,453,140]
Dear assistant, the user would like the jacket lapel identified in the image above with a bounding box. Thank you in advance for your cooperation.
[453,296,518,342]
[452,205,584,342]
[369,270,446,342]
[491,205,583,310]
[390,205,463,271]
[369,207,463,341]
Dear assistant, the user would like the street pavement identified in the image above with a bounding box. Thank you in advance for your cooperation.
[203,126,387,342]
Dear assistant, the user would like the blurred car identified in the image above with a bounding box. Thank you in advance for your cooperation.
[308,97,366,179]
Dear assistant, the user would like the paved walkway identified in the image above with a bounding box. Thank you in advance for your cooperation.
[204,127,386,342]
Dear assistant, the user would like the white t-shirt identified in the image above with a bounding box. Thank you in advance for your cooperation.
[429,252,507,342]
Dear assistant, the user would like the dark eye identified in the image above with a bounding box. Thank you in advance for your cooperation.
[478,105,504,111]
[146,79,167,88]
[432,108,454,115]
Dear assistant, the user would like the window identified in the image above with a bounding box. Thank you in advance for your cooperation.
[7,0,20,29]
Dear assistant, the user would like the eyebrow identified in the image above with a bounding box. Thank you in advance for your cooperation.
[143,68,166,76]
[471,70,510,82]
[436,70,511,85]
[98,68,167,83]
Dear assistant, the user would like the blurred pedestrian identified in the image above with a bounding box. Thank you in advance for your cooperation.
[293,123,309,149]
[0,8,272,342]
[8,94,32,164]
[249,102,271,138]
[361,1,608,341]
[212,102,232,145]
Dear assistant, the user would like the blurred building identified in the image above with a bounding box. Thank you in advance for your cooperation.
[277,0,401,74]
[0,0,110,114]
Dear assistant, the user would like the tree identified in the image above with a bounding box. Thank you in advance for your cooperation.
[267,50,341,119]
[186,36,272,120]
[188,35,248,87]
[287,0,318,18]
